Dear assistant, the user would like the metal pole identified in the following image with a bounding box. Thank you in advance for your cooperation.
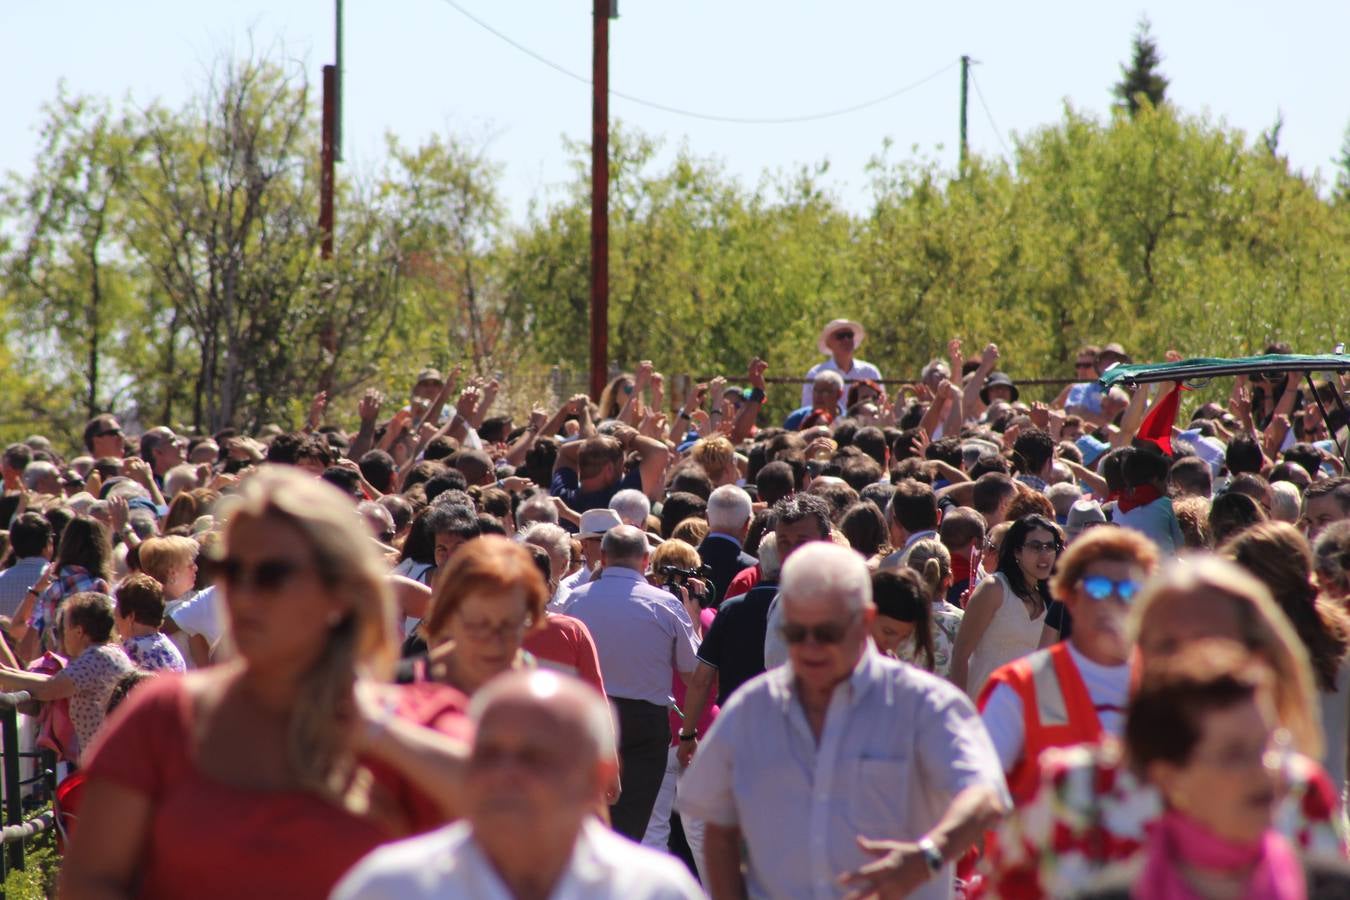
[320,64,337,260]
[589,0,611,401]
[958,55,970,174]
[3,706,24,873]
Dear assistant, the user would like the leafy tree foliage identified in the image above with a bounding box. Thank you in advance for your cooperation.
[1,52,1346,442]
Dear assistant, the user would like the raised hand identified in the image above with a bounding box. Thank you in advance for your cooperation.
[981,342,1000,367]
[1030,402,1051,431]
[307,391,329,431]
[357,389,383,424]
[747,357,768,392]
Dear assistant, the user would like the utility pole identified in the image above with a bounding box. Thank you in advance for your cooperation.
[320,64,336,260]
[589,0,618,401]
[958,54,970,175]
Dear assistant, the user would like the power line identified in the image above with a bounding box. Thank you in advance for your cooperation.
[969,69,1013,156]
[435,0,958,125]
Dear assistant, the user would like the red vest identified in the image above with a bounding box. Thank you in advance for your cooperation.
[977,643,1105,805]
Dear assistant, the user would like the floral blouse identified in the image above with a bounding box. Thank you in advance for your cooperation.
[122,632,187,673]
[976,738,1346,899]
[896,600,964,678]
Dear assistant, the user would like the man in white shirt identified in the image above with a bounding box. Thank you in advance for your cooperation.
[801,318,882,412]
[333,669,703,900]
[680,542,1009,900]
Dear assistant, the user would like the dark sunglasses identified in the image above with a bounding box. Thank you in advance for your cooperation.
[1080,575,1141,603]
[216,557,304,592]
[1023,539,1059,555]
[96,427,123,438]
[780,613,858,646]
[1075,359,1096,368]
[833,330,854,341]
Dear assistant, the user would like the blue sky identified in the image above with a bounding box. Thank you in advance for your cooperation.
[4,1,1348,220]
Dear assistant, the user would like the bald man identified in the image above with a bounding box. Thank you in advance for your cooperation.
[334,670,702,899]
[679,542,1010,900]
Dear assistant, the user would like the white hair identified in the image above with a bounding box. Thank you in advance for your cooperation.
[706,484,753,533]
[517,522,571,560]
[756,532,782,580]
[469,669,617,758]
[21,461,58,491]
[608,489,651,528]
[1271,481,1302,524]
[920,359,950,381]
[164,463,201,500]
[515,494,559,526]
[780,542,872,614]
[813,370,845,392]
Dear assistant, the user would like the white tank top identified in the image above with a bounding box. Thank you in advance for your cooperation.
[967,572,1046,699]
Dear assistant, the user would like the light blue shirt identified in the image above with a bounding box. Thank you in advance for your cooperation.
[801,358,883,411]
[678,644,1009,900]
[1113,496,1184,555]
[564,567,700,705]
[0,557,48,621]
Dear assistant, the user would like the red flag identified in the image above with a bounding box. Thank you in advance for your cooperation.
[1136,382,1184,455]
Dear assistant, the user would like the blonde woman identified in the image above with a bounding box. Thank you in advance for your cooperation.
[62,468,470,899]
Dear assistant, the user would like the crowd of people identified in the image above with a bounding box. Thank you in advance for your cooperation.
[0,317,1348,898]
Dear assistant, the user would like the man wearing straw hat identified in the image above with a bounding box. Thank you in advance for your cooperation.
[801,318,883,413]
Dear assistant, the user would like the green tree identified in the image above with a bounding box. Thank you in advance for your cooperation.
[1114,17,1170,117]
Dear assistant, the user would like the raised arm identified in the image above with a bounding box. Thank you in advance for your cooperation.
[729,358,768,445]
[962,343,1000,424]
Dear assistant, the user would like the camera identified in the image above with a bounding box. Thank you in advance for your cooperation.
[659,564,715,607]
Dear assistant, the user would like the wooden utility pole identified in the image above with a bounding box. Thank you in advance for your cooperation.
[320,64,337,260]
[589,0,616,401]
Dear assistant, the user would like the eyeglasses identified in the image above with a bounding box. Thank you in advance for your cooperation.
[1023,540,1059,555]
[984,539,1001,553]
[1079,574,1141,603]
[216,557,304,592]
[780,613,858,646]
[833,330,854,341]
[456,617,528,641]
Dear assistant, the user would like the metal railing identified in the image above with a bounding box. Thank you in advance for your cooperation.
[0,691,58,882]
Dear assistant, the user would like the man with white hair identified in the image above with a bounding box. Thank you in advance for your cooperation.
[608,487,651,529]
[566,525,700,841]
[784,370,846,431]
[698,484,756,607]
[518,522,573,610]
[334,670,702,899]
[679,542,1009,900]
[20,460,61,497]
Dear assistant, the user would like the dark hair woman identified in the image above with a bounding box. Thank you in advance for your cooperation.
[10,514,113,658]
[870,569,936,671]
[950,514,1061,698]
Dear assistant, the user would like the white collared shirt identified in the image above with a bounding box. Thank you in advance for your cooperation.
[678,644,1009,900]
[332,818,704,900]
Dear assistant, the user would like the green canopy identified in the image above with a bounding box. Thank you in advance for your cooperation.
[1098,353,1350,465]
[1098,354,1350,389]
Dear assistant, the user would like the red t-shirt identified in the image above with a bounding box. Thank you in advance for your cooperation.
[724,564,761,601]
[80,675,468,899]
[521,613,607,695]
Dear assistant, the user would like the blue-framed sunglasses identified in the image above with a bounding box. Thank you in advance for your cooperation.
[1080,575,1141,603]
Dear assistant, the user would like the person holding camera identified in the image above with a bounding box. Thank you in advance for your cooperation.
[564,525,700,842]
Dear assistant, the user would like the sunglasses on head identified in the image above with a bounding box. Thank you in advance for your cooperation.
[1080,574,1141,603]
[216,556,303,592]
[780,613,858,646]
